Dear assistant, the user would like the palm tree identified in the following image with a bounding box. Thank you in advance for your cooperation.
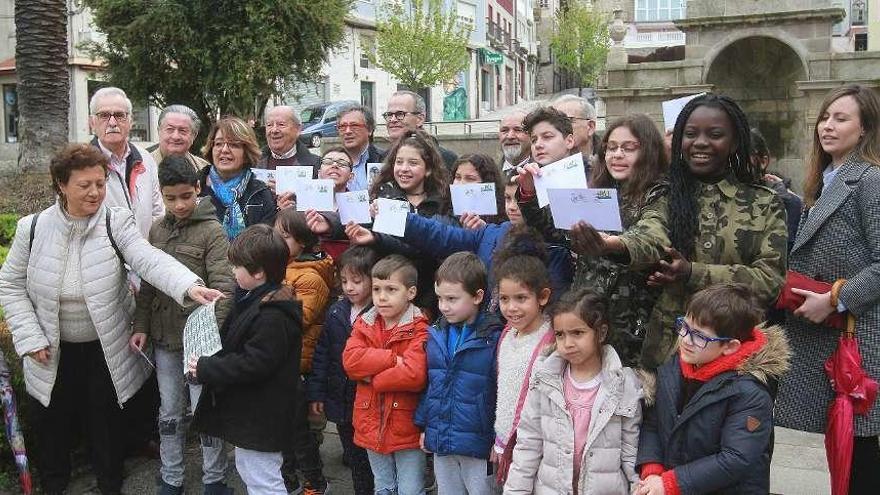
[15,0,69,172]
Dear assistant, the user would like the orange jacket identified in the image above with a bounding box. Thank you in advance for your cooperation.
[342,304,429,454]
[282,252,335,374]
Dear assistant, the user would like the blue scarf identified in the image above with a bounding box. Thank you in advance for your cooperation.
[209,166,252,239]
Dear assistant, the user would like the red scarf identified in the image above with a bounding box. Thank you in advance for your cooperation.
[679,327,767,382]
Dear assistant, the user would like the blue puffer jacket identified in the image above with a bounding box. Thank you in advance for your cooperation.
[413,312,504,458]
[305,298,371,424]
[637,326,789,494]
[402,213,573,302]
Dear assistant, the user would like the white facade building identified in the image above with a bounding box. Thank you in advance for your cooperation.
[278,0,538,124]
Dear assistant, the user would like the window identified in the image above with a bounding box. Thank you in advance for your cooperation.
[855,33,868,51]
[635,0,685,22]
[359,35,375,68]
[851,0,866,26]
[539,0,549,8]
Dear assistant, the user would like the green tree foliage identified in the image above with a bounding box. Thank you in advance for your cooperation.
[372,0,472,91]
[549,2,610,89]
[84,0,351,135]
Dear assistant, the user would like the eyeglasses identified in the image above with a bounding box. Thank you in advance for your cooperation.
[605,142,641,155]
[570,116,594,122]
[675,317,733,349]
[94,111,129,122]
[338,123,366,131]
[213,140,243,150]
[382,111,421,121]
[320,158,352,170]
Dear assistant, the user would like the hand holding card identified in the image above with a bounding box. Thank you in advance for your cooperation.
[373,198,410,236]
[275,166,314,194]
[547,188,623,231]
[450,183,498,216]
[296,179,335,211]
[533,153,587,207]
[336,191,372,224]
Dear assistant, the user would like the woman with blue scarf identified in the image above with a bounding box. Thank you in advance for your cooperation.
[198,117,277,238]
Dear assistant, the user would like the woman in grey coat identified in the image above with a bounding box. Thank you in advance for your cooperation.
[774,84,880,493]
[0,144,222,495]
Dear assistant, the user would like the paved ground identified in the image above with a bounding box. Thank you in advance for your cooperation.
[64,426,830,494]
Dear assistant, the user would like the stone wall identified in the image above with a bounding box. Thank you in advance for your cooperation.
[321,134,503,161]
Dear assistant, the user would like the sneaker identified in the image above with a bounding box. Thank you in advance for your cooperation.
[284,474,303,495]
[157,480,183,495]
[303,479,330,495]
[203,481,234,495]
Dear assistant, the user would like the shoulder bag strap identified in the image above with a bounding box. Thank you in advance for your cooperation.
[510,327,555,431]
[105,209,124,263]
[28,211,41,251]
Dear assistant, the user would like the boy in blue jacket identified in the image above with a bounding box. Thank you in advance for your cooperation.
[307,246,378,495]
[635,284,790,495]
[414,252,504,495]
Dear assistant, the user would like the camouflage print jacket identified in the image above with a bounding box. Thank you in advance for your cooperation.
[518,185,665,367]
[619,176,788,368]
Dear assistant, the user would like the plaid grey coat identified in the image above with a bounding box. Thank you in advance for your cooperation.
[775,155,880,436]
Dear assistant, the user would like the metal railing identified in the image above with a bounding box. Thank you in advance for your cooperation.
[373,119,502,137]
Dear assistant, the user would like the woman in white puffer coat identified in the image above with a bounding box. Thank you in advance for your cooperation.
[0,144,222,495]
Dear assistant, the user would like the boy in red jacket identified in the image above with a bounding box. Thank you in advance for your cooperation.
[342,254,429,495]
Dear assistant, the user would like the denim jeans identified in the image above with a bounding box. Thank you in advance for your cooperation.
[367,448,426,495]
[434,454,495,495]
[155,347,227,487]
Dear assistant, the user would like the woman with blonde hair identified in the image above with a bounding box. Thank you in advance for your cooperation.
[199,116,277,239]
[775,84,880,492]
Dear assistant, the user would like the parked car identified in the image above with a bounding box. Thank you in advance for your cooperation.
[299,100,359,148]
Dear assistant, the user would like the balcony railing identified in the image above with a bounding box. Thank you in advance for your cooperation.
[624,29,686,48]
[487,20,511,50]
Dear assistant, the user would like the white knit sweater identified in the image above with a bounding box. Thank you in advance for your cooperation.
[59,217,99,343]
[494,319,551,451]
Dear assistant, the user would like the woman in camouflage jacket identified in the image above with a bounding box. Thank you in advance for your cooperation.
[572,94,787,369]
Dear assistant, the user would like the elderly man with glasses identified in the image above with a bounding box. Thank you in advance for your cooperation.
[550,94,598,181]
[89,86,164,239]
[381,90,458,170]
[337,105,384,191]
[151,104,210,172]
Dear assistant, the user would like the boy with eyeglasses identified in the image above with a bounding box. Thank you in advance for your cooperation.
[634,284,790,495]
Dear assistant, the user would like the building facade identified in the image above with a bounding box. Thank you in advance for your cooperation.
[0,1,159,145]
[279,0,538,124]
[599,0,880,191]
[872,0,880,50]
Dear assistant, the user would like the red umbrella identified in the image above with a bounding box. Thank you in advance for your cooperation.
[823,315,878,495]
